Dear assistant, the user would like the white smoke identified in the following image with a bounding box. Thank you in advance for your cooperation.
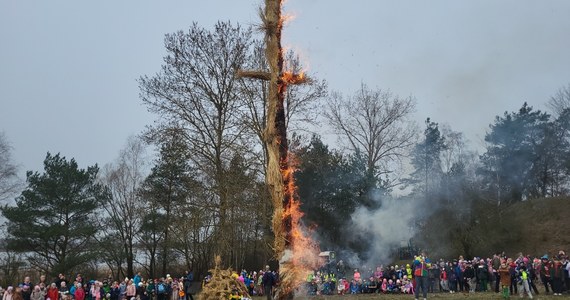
[350,193,422,264]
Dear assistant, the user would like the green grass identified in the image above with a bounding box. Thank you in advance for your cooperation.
[249,288,565,299]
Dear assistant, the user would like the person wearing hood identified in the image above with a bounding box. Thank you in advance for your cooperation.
[3,286,14,300]
[498,261,511,299]
[517,264,533,299]
[74,284,85,300]
[539,255,552,294]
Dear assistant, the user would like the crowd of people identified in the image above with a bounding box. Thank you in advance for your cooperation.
[2,250,570,300]
[1,271,197,300]
[298,250,570,299]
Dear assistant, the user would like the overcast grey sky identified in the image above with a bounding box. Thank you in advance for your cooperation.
[1,0,570,176]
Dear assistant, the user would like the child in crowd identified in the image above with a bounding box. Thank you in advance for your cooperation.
[517,264,533,299]
[498,261,511,299]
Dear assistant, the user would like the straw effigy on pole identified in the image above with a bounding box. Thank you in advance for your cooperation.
[238,0,308,299]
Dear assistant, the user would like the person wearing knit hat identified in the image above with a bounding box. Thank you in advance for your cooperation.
[413,251,430,300]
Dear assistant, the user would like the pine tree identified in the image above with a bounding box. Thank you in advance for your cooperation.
[1,153,107,275]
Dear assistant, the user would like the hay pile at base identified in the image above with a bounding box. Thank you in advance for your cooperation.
[199,256,250,300]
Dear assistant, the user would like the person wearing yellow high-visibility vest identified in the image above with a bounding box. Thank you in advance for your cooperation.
[517,264,533,299]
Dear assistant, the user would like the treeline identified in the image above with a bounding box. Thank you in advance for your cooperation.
[1,21,569,284]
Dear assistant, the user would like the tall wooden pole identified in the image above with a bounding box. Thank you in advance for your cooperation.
[238,0,307,299]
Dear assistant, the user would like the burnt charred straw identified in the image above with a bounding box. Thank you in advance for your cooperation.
[238,0,306,299]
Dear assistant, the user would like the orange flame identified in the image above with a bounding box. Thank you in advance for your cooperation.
[281,71,306,84]
[279,153,321,293]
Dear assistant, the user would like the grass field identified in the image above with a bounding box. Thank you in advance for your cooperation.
[247,289,568,300]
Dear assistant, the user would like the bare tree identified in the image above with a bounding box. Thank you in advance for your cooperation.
[100,136,147,278]
[0,132,20,201]
[548,83,570,116]
[326,84,417,187]
[139,22,252,263]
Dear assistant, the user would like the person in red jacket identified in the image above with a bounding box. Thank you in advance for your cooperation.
[47,283,59,300]
[74,284,85,300]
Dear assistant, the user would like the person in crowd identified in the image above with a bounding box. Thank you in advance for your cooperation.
[118,280,127,300]
[21,278,33,290]
[492,253,502,293]
[427,264,436,293]
[261,266,274,300]
[101,282,110,300]
[540,255,552,294]
[413,251,430,300]
[133,274,141,288]
[38,276,47,288]
[125,280,135,300]
[353,269,361,283]
[11,287,23,300]
[527,258,540,295]
[3,286,14,300]
[476,259,489,292]
[30,286,44,300]
[20,286,30,300]
[73,284,84,300]
[56,275,68,290]
[498,261,511,299]
[463,261,476,293]
[183,269,194,300]
[68,282,76,300]
[551,255,564,296]
[47,283,59,300]
[58,282,69,300]
[517,264,533,299]
[138,282,148,300]
[90,282,101,300]
[109,282,120,300]
[508,259,518,296]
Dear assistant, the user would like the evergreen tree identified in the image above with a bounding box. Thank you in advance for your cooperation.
[1,153,107,275]
[296,135,370,250]
[479,103,550,203]
[409,118,446,201]
[140,134,196,277]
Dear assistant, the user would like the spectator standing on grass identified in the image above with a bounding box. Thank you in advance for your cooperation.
[464,262,476,293]
[183,269,194,300]
[491,253,501,293]
[498,261,511,299]
[551,255,564,296]
[517,264,533,299]
[261,266,275,300]
[540,255,552,294]
[413,252,430,300]
[527,259,539,295]
[476,259,488,292]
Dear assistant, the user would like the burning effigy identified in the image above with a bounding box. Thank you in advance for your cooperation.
[202,0,322,299]
[239,0,322,299]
